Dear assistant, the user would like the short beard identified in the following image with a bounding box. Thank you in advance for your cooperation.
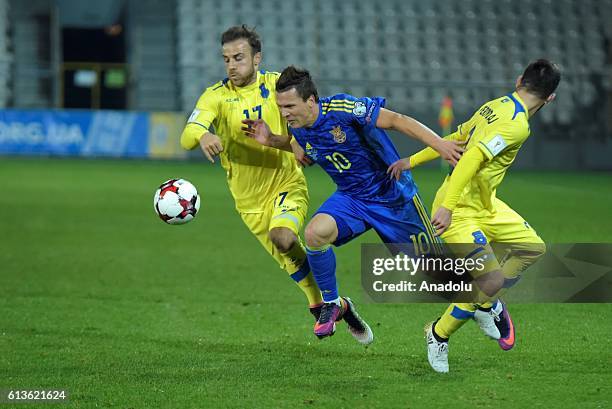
[232,66,257,87]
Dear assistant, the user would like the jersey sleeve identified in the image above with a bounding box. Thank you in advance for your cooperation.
[180,87,221,150]
[409,130,462,168]
[474,119,529,160]
[323,94,386,127]
[190,87,221,131]
[441,146,487,210]
[350,96,386,127]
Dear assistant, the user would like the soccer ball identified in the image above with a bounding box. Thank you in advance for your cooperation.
[153,178,200,225]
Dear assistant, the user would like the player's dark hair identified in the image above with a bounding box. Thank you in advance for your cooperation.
[518,59,561,99]
[276,66,319,102]
[221,25,261,54]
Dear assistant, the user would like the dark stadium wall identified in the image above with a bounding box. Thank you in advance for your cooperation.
[125,0,179,111]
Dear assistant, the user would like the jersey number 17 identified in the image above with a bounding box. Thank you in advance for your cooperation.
[243,105,262,120]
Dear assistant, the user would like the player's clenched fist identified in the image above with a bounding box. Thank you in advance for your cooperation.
[199,133,224,163]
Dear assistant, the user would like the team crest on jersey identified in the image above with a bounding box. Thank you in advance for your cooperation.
[330,126,346,143]
[305,142,318,160]
[353,101,367,117]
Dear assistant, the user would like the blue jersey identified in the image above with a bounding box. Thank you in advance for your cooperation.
[290,94,417,206]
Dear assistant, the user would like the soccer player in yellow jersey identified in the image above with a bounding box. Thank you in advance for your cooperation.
[180,26,329,326]
[389,59,561,372]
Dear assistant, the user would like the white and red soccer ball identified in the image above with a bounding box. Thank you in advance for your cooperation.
[153,178,200,225]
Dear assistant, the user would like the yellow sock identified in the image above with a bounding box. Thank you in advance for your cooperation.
[285,242,323,306]
[472,287,497,304]
[434,303,477,339]
[463,279,497,305]
[296,273,323,306]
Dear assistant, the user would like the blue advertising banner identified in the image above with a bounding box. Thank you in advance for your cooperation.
[0,110,151,157]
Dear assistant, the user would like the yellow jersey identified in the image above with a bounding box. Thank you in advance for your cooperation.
[180,70,306,213]
[434,92,530,217]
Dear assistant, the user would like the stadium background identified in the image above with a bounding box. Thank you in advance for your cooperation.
[1,0,611,167]
[1,0,611,408]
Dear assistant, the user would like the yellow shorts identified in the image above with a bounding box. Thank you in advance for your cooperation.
[239,181,309,274]
[441,198,544,278]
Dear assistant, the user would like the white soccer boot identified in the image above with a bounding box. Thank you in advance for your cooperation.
[474,305,502,340]
[425,323,449,373]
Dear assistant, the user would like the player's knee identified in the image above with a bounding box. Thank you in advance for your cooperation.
[533,242,547,259]
[526,242,547,267]
[304,223,332,248]
[269,228,297,253]
[514,242,547,270]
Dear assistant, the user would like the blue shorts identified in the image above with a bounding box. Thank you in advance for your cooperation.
[314,191,442,254]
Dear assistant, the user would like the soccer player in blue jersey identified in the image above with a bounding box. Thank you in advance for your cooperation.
[243,66,464,341]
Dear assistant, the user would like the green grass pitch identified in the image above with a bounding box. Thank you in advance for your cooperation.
[1,157,611,408]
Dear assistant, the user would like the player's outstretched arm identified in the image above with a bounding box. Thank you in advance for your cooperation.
[387,131,463,180]
[241,119,292,152]
[376,109,464,166]
[432,147,485,234]
[410,130,464,167]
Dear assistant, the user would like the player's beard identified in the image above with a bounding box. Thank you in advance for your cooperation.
[231,65,257,88]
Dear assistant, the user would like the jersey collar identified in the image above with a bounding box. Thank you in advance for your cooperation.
[510,91,528,120]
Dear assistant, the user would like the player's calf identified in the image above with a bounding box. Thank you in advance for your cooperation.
[475,269,505,299]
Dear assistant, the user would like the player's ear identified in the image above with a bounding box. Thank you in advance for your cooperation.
[545,93,556,104]
[253,51,262,66]
[515,75,522,88]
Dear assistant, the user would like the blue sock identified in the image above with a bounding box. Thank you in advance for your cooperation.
[306,245,338,302]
